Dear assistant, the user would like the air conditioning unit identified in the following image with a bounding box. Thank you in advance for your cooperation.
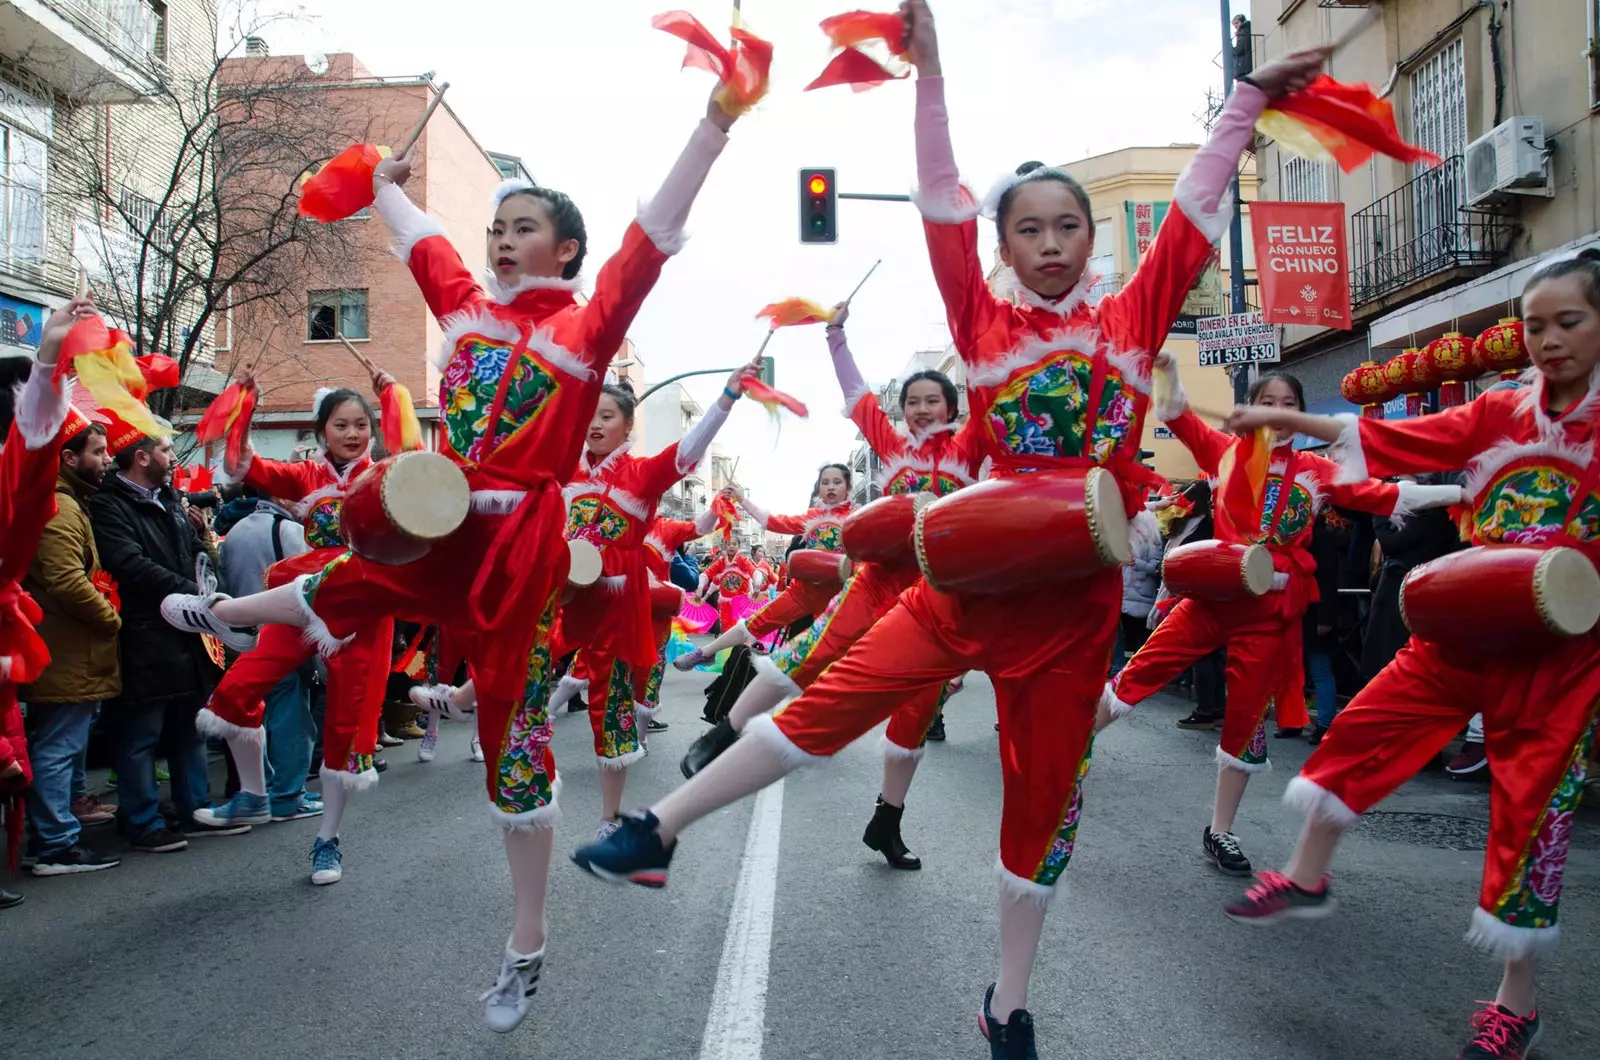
[1465,117,1549,207]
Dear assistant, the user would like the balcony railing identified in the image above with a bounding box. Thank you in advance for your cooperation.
[1349,155,1513,307]
[1088,273,1124,304]
[42,0,164,70]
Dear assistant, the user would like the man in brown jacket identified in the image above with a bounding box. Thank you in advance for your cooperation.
[21,421,122,875]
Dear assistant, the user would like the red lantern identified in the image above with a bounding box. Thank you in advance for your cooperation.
[1340,359,1391,419]
[1421,331,1474,408]
[1383,348,1429,417]
[1472,317,1528,379]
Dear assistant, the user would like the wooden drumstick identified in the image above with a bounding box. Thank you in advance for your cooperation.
[396,81,449,158]
[337,334,379,376]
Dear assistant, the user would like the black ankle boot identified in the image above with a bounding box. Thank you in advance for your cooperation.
[680,716,739,779]
[862,796,921,870]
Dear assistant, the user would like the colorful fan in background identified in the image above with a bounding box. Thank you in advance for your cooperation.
[653,10,774,116]
[756,298,836,329]
[55,316,171,440]
[806,9,911,92]
[195,381,258,468]
[672,601,718,638]
[1257,76,1440,172]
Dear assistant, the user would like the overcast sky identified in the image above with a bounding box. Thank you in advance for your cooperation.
[259,0,1242,511]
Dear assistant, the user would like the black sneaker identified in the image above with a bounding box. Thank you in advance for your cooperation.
[680,716,738,779]
[132,827,188,853]
[1203,826,1252,876]
[0,887,22,909]
[373,755,389,774]
[31,843,121,876]
[181,819,252,838]
[925,716,947,742]
[646,718,669,733]
[980,983,1038,1060]
[1456,1001,1541,1059]
[1306,725,1330,746]
[571,810,674,888]
[1177,712,1222,730]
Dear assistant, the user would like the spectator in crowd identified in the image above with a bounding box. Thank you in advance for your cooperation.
[670,543,700,594]
[91,434,244,853]
[20,421,122,874]
[1156,481,1228,729]
[1232,14,1253,77]
[1113,507,1163,674]
[1301,506,1351,745]
[215,487,322,822]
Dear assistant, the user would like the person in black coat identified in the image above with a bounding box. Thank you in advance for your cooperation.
[89,435,232,851]
[1360,472,1466,685]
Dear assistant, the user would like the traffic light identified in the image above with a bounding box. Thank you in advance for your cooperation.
[758,355,775,387]
[800,167,837,244]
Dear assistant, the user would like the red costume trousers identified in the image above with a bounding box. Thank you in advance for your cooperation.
[204,620,392,782]
[746,579,837,638]
[763,571,1120,895]
[300,503,567,825]
[1293,634,1600,955]
[1112,594,1292,771]
[762,561,949,752]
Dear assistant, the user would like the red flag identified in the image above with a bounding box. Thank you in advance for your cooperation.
[298,143,388,223]
[133,353,180,395]
[195,382,258,469]
[805,48,908,93]
[743,378,808,419]
[55,317,170,441]
[711,493,739,537]
[1259,76,1440,173]
[819,10,907,53]
[756,298,836,329]
[652,11,773,114]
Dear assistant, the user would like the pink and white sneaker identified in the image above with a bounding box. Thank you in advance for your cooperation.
[1223,870,1335,924]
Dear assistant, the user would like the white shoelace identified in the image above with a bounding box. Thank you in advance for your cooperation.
[478,954,540,1007]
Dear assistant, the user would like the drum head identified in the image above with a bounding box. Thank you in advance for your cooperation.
[1086,468,1132,566]
[568,538,603,587]
[1536,548,1600,636]
[1240,545,1274,595]
[384,452,470,541]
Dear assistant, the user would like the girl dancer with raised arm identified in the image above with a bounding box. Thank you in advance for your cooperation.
[677,301,981,872]
[190,372,406,885]
[671,464,853,665]
[576,7,1331,1054]
[160,83,748,1034]
[1099,357,1460,877]
[1221,251,1600,1060]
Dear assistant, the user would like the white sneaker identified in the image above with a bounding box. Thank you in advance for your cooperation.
[418,731,438,763]
[409,682,468,722]
[159,593,258,652]
[470,733,484,762]
[480,941,544,1033]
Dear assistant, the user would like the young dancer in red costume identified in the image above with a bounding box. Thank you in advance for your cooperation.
[671,463,853,666]
[160,82,748,1034]
[576,7,1333,1054]
[0,296,91,905]
[541,366,757,838]
[1221,251,1600,1060]
[677,300,981,873]
[1098,358,1460,878]
[692,533,757,638]
[188,372,405,887]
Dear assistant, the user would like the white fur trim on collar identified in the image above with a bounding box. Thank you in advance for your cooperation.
[906,419,963,445]
[1515,364,1600,436]
[436,307,596,382]
[577,440,633,479]
[875,449,976,494]
[482,272,585,306]
[910,182,982,226]
[1462,435,1596,510]
[966,329,1151,396]
[1004,271,1100,318]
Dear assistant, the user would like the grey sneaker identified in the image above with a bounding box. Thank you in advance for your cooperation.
[480,941,545,1033]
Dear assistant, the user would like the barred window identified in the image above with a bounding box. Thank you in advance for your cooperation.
[308,289,368,341]
[1280,156,1330,202]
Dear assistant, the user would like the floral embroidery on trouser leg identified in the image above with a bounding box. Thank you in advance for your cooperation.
[642,647,666,711]
[493,597,558,817]
[1029,742,1095,887]
[299,552,351,610]
[1486,720,1595,931]
[596,657,639,761]
[1237,720,1270,768]
[770,573,854,681]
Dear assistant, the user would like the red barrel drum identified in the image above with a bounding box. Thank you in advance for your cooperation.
[341,451,470,564]
[1401,546,1600,653]
[913,468,1130,594]
[649,580,685,619]
[842,492,934,566]
[1162,540,1274,602]
[787,548,852,587]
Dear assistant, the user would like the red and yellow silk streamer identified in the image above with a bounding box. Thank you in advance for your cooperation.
[1257,76,1440,173]
[652,10,774,116]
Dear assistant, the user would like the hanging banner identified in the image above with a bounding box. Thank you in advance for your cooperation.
[1125,201,1224,337]
[1250,201,1351,330]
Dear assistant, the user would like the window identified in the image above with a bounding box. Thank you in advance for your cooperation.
[307,289,368,341]
[1409,38,1468,172]
[1281,156,1331,202]
[119,187,172,247]
[1590,0,1600,108]
[0,123,45,266]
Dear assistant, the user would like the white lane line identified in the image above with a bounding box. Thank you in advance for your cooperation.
[698,779,785,1060]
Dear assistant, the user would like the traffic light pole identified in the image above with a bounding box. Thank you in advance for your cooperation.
[1221,0,1252,403]
[638,368,742,403]
[837,193,912,202]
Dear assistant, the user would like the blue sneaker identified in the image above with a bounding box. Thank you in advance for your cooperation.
[192,791,270,828]
[571,811,674,888]
[270,793,324,822]
[310,837,342,885]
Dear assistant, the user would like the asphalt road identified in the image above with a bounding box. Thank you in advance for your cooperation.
[4,669,1597,1060]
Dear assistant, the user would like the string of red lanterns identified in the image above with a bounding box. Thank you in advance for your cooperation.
[1342,319,1530,419]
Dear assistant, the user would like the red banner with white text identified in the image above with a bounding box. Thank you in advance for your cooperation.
[1250,201,1351,330]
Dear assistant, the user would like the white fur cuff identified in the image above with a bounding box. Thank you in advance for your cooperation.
[487,774,563,831]
[1215,745,1272,775]
[1329,414,1369,485]
[1283,776,1361,827]
[744,712,828,770]
[1465,907,1561,960]
[995,857,1057,908]
[195,707,265,746]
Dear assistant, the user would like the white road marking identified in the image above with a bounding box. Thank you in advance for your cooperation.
[698,779,785,1060]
